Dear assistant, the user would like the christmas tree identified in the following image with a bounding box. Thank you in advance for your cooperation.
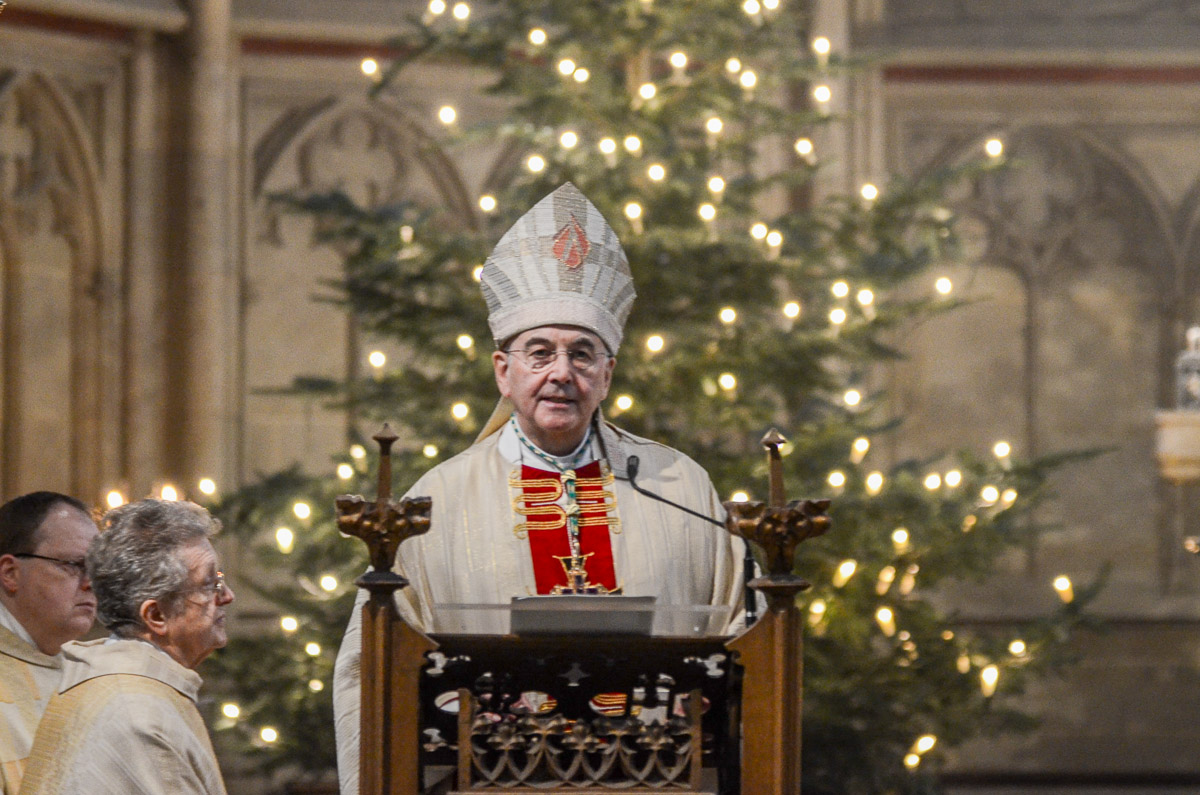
[209,1,1098,792]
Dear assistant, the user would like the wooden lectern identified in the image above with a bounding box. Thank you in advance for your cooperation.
[338,427,829,794]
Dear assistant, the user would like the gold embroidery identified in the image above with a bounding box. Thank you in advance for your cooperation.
[510,467,621,538]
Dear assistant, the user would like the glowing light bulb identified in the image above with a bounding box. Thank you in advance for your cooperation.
[698,203,717,221]
[843,389,861,406]
[813,37,831,55]
[935,277,953,295]
[1001,488,1018,505]
[624,202,642,220]
[472,265,484,281]
[739,70,757,89]
[980,485,999,504]
[876,565,896,594]
[350,445,366,459]
[980,664,999,696]
[337,464,354,480]
[957,654,971,674]
[993,441,1011,458]
[1009,639,1026,656]
[368,350,386,368]
[827,470,846,488]
[718,373,737,391]
[865,471,884,495]
[730,491,750,503]
[319,575,338,592]
[261,727,279,743]
[457,334,474,350]
[904,753,921,769]
[598,137,617,154]
[423,444,439,458]
[813,85,832,103]
[765,230,783,248]
[915,734,937,754]
[725,58,742,74]
[623,135,642,153]
[706,117,724,135]
[275,527,294,553]
[280,616,299,633]
[669,51,688,69]
[428,0,445,13]
[829,308,847,325]
[106,490,126,509]
[198,478,217,496]
[783,301,801,318]
[831,281,850,298]
[638,83,656,100]
[945,469,962,487]
[892,527,910,551]
[875,606,896,636]
[160,484,178,501]
[832,559,857,587]
[292,502,310,520]
[437,105,457,125]
[719,307,737,324]
[451,2,469,20]
[558,59,576,76]
[924,473,941,490]
[309,679,324,692]
[222,703,240,719]
[451,402,470,420]
[560,130,578,148]
[708,176,726,193]
[743,0,761,13]
[360,58,378,76]
[526,154,546,173]
[615,394,634,411]
[647,163,666,181]
[528,28,546,45]
[646,334,664,352]
[985,137,1003,157]
[305,642,321,657]
[860,183,878,201]
[809,599,826,617]
[794,137,814,156]
[1053,575,1074,602]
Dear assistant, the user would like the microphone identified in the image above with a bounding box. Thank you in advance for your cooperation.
[624,455,726,529]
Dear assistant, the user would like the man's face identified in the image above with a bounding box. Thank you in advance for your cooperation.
[161,539,234,670]
[493,325,615,455]
[6,505,98,655]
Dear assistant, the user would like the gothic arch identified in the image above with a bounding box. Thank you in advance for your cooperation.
[0,69,108,499]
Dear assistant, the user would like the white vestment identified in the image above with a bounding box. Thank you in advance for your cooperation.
[20,638,227,795]
[0,620,60,793]
[333,420,745,795]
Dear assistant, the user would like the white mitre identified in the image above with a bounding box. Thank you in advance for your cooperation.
[479,182,636,355]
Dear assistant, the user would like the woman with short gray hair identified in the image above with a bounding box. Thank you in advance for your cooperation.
[21,499,233,795]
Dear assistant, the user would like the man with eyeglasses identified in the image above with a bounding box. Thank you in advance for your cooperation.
[334,183,746,794]
[0,491,97,793]
[21,499,232,794]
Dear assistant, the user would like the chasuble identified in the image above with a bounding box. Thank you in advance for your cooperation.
[0,624,59,794]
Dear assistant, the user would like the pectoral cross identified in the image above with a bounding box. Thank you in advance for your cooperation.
[551,552,620,595]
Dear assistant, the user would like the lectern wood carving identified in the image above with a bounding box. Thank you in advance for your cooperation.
[340,427,828,794]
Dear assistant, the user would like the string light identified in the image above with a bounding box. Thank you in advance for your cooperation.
[305,642,321,657]
[309,679,324,692]
[528,28,546,45]
[980,664,999,697]
[904,753,921,769]
[670,51,688,69]
[478,195,496,212]
[808,599,826,625]
[573,68,589,83]
[843,389,861,406]
[865,471,884,495]
[360,58,378,76]
[892,527,910,553]
[827,470,846,488]
[261,727,279,743]
[706,117,724,135]
[718,373,737,391]
[275,527,294,553]
[831,281,850,298]
[923,473,941,490]
[829,308,847,325]
[423,444,439,458]
[876,565,895,594]
[646,334,664,352]
[980,485,999,504]
[472,265,484,281]
[935,277,953,295]
[437,106,457,125]
[280,616,299,633]
[832,559,857,587]
[557,59,576,76]
[319,575,338,592]
[638,83,657,100]
[730,491,750,503]
[527,154,546,173]
[898,564,919,595]
[457,334,474,350]
[1053,575,1074,603]
[875,606,896,636]
[560,131,578,148]
[812,37,831,57]
[725,58,741,74]
[945,469,962,487]
[993,441,1011,458]
[765,230,783,248]
[623,135,642,153]
[451,2,469,21]
[451,402,470,420]
[1008,639,1026,656]
[914,734,937,754]
[860,183,878,201]
[750,223,768,240]
[368,351,386,368]
[739,70,757,90]
[615,395,634,411]
[961,514,977,532]
[105,490,126,509]
[743,0,761,14]
[428,0,445,14]
[857,289,874,306]
[850,437,869,462]
[813,85,832,103]
[350,445,366,459]
[293,502,311,520]
[707,176,726,194]
[598,137,617,155]
[985,138,1003,157]
[957,654,971,674]
[647,163,666,181]
[222,703,240,719]
[624,202,643,233]
[160,484,179,501]
[719,307,737,324]
[783,301,801,319]
[1001,488,1018,505]
[794,137,814,156]
[336,464,354,480]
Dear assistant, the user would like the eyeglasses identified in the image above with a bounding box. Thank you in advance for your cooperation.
[14,553,87,581]
[180,571,229,600]
[502,346,610,373]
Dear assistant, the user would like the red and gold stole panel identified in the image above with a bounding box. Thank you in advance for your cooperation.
[510,461,620,593]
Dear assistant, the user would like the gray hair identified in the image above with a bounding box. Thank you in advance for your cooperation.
[91,499,220,638]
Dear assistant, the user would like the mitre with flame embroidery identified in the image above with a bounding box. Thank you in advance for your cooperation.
[480,182,636,355]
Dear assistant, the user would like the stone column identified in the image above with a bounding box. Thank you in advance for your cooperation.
[181,0,234,492]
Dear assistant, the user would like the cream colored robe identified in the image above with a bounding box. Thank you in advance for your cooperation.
[0,625,60,793]
[20,639,227,795]
[332,421,744,795]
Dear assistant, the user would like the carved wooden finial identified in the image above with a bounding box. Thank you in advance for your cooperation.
[761,428,787,508]
[337,425,432,589]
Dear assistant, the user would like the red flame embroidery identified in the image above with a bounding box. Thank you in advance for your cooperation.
[552,216,590,269]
